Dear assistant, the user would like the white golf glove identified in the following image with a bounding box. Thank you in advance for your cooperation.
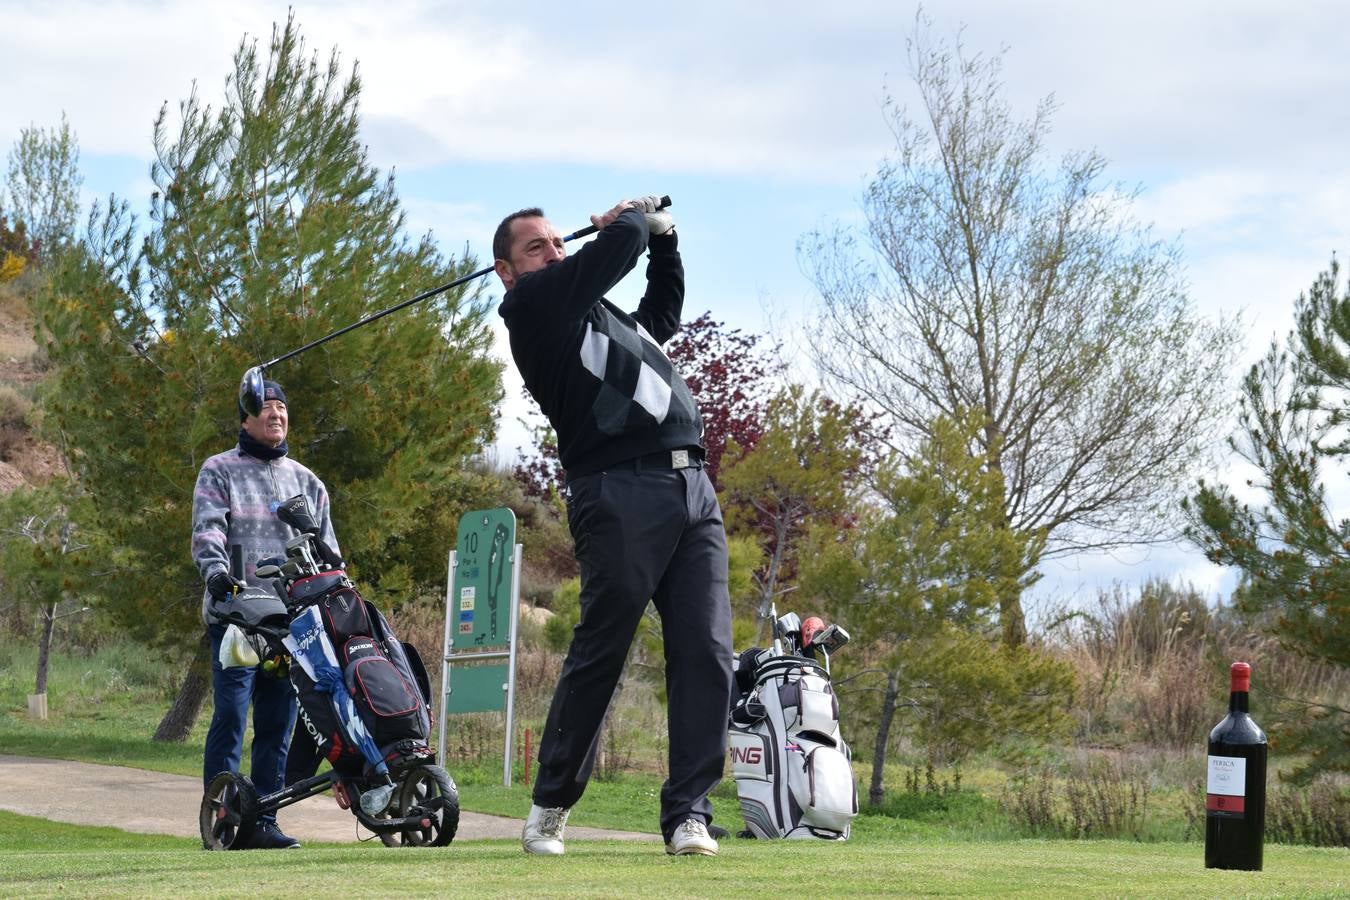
[632,195,674,235]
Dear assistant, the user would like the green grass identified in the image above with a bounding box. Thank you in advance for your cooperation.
[0,641,206,776]
[0,811,1344,898]
[2,638,1347,896]
[0,640,1006,839]
[1,639,1007,838]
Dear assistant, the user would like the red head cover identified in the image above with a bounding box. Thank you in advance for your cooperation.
[801,616,826,649]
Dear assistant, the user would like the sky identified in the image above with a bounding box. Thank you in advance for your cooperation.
[5,0,1349,615]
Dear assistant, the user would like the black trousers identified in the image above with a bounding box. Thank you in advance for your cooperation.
[534,462,734,840]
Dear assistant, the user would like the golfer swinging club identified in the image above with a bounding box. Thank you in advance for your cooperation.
[494,196,734,857]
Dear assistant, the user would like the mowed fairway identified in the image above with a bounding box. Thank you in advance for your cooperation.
[0,813,1343,898]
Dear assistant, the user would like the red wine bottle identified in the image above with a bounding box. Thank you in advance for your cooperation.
[1205,661,1267,870]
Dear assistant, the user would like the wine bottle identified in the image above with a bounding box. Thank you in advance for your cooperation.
[1204,661,1267,870]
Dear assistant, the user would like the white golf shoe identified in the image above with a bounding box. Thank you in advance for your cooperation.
[665,818,719,856]
[522,804,569,855]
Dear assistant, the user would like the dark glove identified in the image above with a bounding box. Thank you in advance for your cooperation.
[207,571,247,601]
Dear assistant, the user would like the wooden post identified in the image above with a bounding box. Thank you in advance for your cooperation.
[27,692,48,720]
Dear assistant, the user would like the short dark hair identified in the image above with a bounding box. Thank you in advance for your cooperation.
[493,207,545,262]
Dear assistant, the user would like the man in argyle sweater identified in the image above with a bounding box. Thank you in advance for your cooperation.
[495,197,733,857]
[191,380,339,849]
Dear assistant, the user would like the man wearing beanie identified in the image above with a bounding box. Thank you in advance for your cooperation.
[191,379,339,849]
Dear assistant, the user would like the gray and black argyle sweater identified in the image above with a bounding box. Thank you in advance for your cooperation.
[499,209,703,476]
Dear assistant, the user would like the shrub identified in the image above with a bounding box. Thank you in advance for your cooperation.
[1002,755,1152,840]
[1003,767,1059,834]
[0,384,29,428]
[1133,644,1213,749]
[0,251,24,283]
[1268,777,1350,848]
[1181,774,1350,848]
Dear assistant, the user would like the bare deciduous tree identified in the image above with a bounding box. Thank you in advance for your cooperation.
[800,17,1240,643]
[4,113,82,257]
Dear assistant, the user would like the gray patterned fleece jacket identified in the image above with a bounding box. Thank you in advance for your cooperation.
[191,444,339,626]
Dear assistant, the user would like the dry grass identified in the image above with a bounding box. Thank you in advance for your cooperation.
[0,383,28,427]
[1001,752,1156,840]
[1268,777,1350,847]
[1042,580,1346,751]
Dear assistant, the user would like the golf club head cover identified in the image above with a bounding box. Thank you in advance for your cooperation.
[632,194,674,235]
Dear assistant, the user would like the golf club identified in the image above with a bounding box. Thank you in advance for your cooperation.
[239,195,672,416]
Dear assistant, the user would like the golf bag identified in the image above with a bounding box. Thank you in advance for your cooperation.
[287,574,435,777]
[203,493,459,851]
[728,649,858,840]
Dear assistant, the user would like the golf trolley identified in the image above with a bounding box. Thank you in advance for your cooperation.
[727,605,859,840]
[200,495,459,850]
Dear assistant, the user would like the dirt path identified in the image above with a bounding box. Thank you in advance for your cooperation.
[0,755,655,845]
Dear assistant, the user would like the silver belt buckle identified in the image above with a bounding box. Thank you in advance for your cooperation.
[671,449,690,469]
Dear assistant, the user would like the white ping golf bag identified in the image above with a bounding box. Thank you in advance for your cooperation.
[728,648,859,840]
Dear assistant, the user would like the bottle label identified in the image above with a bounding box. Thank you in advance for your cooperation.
[1206,754,1246,817]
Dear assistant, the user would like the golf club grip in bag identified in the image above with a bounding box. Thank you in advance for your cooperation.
[728,652,858,840]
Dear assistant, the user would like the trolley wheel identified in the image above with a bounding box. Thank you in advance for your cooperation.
[379,764,459,847]
[200,772,259,850]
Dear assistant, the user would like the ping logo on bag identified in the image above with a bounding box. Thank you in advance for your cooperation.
[729,732,771,781]
[732,746,762,765]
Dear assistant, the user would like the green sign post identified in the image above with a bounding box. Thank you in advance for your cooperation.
[450,507,515,651]
[439,508,521,786]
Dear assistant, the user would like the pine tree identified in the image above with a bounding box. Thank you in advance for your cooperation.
[34,15,501,665]
[1186,258,1350,781]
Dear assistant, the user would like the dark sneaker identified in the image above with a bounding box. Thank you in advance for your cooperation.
[250,822,301,849]
[707,823,730,840]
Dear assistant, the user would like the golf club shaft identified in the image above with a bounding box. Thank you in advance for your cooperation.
[259,195,671,371]
[260,263,491,369]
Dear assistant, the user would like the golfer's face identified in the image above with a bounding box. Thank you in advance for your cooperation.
[243,400,289,447]
[508,217,565,278]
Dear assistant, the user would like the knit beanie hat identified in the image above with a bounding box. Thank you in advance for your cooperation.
[239,380,287,420]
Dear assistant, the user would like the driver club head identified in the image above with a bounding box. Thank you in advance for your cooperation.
[238,366,265,418]
[814,623,851,655]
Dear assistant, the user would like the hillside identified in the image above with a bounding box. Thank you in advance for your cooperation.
[0,277,64,493]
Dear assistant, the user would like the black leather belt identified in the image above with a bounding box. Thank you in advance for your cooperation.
[630,447,704,471]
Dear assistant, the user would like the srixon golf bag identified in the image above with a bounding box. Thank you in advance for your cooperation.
[287,571,435,777]
[204,494,458,851]
[728,648,859,840]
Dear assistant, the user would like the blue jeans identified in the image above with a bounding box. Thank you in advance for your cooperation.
[204,624,297,823]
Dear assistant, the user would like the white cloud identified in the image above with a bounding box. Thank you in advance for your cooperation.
[1,1,888,181]
[6,1,1349,189]
[1133,171,1276,236]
